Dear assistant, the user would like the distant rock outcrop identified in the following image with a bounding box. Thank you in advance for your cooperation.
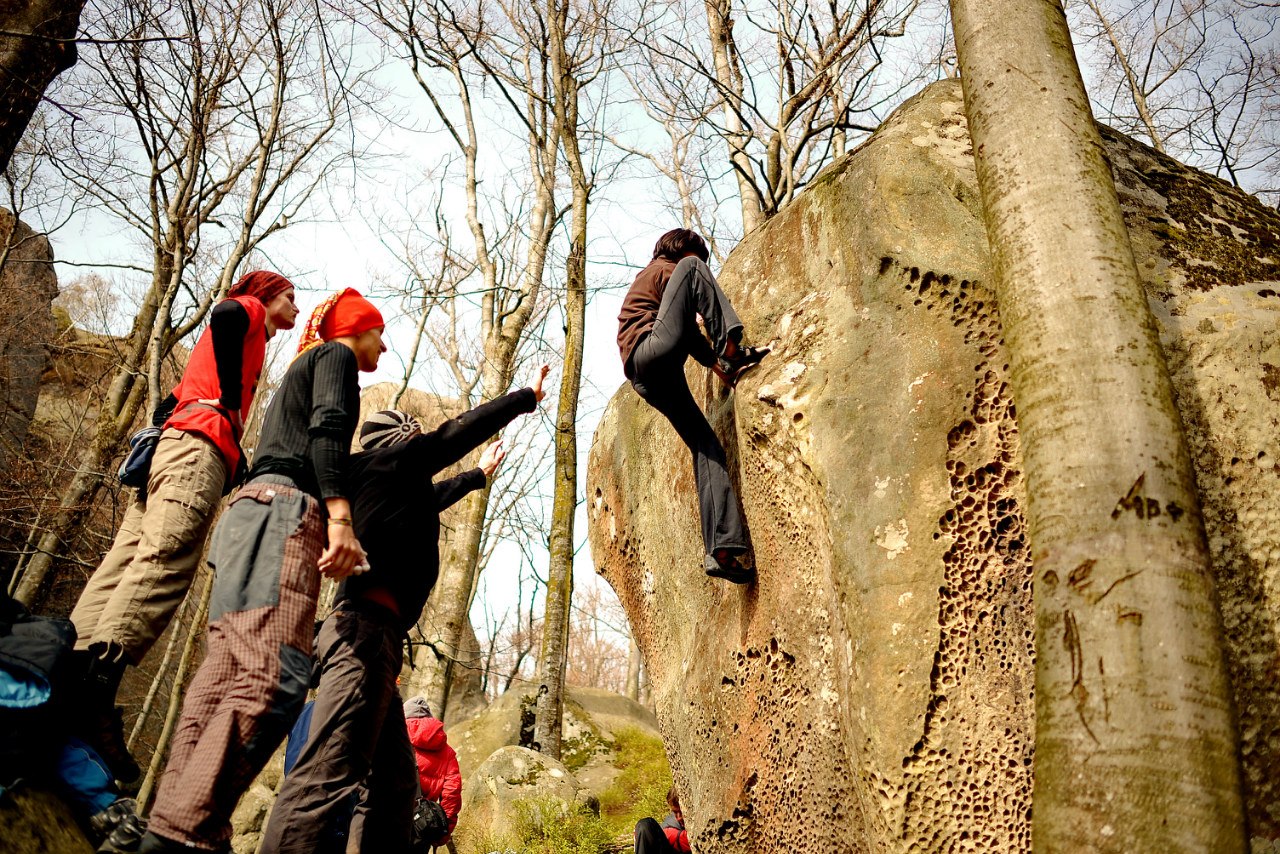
[587,79,1280,851]
[0,208,57,473]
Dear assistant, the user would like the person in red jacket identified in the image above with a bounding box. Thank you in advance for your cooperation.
[403,697,462,843]
[634,787,690,854]
[68,270,298,782]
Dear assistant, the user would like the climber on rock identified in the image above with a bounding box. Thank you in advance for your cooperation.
[258,365,549,854]
[68,270,299,784]
[140,288,384,854]
[617,228,768,584]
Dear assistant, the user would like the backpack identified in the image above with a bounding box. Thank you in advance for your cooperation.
[411,795,449,851]
[0,593,76,788]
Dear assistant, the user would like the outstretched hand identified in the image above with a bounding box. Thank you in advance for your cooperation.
[478,439,506,478]
[531,364,551,403]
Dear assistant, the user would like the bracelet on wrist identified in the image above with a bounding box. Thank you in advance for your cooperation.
[328,517,352,526]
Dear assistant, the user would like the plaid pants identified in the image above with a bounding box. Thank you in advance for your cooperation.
[147,477,324,850]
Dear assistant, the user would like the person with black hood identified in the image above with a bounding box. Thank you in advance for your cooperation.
[259,365,550,854]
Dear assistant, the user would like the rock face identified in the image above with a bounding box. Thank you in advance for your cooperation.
[457,745,585,849]
[586,79,1280,852]
[0,208,57,472]
[449,685,659,786]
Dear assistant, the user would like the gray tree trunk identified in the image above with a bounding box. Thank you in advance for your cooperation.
[947,1,1245,851]
[532,0,588,760]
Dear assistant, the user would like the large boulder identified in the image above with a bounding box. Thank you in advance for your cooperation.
[0,208,57,472]
[456,745,585,851]
[449,685,659,791]
[586,79,1280,852]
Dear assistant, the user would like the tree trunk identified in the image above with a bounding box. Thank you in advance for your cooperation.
[625,637,641,702]
[947,1,1245,851]
[137,567,212,814]
[0,0,83,172]
[703,0,765,234]
[532,0,588,759]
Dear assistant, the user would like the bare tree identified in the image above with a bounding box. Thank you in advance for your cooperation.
[357,0,564,717]
[1068,0,1279,202]
[949,0,1245,850]
[630,0,925,232]
[9,0,368,603]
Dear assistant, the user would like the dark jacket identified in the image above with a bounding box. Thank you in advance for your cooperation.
[338,388,537,630]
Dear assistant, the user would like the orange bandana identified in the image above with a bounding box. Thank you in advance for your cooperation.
[296,288,384,358]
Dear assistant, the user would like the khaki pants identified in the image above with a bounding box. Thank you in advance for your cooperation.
[70,429,227,662]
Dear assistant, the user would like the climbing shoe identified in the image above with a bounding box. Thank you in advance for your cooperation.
[718,344,770,387]
[89,797,138,844]
[97,804,147,853]
[705,550,756,584]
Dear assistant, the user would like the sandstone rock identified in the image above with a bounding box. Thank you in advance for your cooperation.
[229,745,286,854]
[0,208,57,473]
[587,78,1280,852]
[457,745,583,849]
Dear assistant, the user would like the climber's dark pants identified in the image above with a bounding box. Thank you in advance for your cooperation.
[628,257,748,557]
[634,817,679,854]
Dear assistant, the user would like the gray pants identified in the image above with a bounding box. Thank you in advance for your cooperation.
[260,599,416,854]
[629,257,748,556]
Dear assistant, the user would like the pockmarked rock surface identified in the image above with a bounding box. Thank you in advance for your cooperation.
[586,79,1280,852]
[0,208,57,472]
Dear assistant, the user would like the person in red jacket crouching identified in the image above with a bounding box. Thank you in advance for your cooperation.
[634,787,691,853]
[401,696,462,848]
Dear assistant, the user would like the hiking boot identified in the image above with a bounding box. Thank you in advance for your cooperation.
[705,550,756,584]
[75,650,141,785]
[98,806,147,853]
[89,797,137,843]
[718,344,770,387]
[80,703,141,785]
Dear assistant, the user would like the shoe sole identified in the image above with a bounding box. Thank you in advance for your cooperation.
[706,567,756,584]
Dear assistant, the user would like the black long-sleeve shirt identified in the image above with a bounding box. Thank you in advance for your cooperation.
[150,300,251,426]
[247,341,360,500]
[339,387,537,630]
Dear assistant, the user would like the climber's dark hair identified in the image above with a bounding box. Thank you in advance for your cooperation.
[667,786,681,813]
[652,228,709,263]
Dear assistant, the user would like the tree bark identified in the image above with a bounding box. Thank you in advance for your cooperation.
[0,0,83,172]
[137,567,212,814]
[703,0,765,234]
[531,0,588,760]
[947,1,1245,851]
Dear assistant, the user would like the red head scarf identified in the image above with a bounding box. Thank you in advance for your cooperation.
[227,270,294,305]
[296,288,385,357]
